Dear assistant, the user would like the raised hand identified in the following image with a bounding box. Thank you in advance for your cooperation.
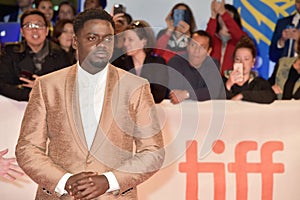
[214,0,226,15]
[165,12,175,32]
[0,149,24,181]
[176,20,190,35]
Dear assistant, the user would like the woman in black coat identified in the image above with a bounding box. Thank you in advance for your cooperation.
[112,20,169,103]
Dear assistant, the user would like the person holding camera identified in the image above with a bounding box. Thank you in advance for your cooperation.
[154,3,196,63]
[224,36,276,104]
[0,9,70,101]
[110,4,133,62]
[206,0,247,76]
[269,0,300,63]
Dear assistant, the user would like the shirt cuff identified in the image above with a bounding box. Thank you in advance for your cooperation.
[55,173,73,196]
[103,172,120,192]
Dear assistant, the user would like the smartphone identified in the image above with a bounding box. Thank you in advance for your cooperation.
[233,63,243,82]
[113,4,126,15]
[20,70,33,80]
[184,10,191,24]
[173,9,191,27]
[173,9,185,27]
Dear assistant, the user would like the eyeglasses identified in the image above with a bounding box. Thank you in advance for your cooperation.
[22,23,47,30]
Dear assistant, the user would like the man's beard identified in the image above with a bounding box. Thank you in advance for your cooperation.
[89,59,108,69]
[81,48,111,72]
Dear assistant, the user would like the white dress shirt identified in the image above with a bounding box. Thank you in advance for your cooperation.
[78,63,107,149]
[55,63,120,196]
[292,13,300,27]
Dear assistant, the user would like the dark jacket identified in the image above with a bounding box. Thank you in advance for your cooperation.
[269,15,295,63]
[224,76,277,104]
[0,40,70,101]
[112,53,168,103]
[168,54,225,101]
[0,5,18,22]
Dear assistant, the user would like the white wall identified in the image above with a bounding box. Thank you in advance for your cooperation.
[105,0,233,35]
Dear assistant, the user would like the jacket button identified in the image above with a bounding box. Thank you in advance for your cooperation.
[86,160,92,164]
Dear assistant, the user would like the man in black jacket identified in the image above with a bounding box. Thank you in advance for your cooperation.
[0,9,70,101]
[168,30,225,104]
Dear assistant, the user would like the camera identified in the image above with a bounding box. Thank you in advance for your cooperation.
[233,63,243,82]
[173,9,191,27]
[113,4,126,15]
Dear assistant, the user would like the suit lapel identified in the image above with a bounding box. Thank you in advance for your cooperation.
[65,65,88,151]
[90,64,119,153]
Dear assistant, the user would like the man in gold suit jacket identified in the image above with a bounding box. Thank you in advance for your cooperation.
[16,8,164,200]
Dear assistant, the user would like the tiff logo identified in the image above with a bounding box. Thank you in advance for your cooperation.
[179,140,284,200]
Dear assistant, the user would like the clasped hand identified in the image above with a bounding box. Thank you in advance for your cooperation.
[65,172,109,200]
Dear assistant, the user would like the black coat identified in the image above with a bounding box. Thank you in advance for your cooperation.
[224,76,277,104]
[168,54,225,101]
[269,15,295,63]
[0,40,70,101]
[112,53,169,103]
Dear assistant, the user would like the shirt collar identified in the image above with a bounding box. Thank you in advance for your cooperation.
[292,13,300,26]
[77,62,109,83]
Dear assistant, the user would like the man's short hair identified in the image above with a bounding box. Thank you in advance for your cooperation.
[73,8,115,35]
[192,30,213,49]
[20,9,49,28]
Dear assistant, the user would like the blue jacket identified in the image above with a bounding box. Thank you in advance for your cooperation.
[269,15,296,63]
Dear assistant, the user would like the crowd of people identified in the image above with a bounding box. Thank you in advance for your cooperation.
[1,0,299,105]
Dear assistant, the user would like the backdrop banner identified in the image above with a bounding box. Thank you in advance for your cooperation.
[1,95,300,200]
